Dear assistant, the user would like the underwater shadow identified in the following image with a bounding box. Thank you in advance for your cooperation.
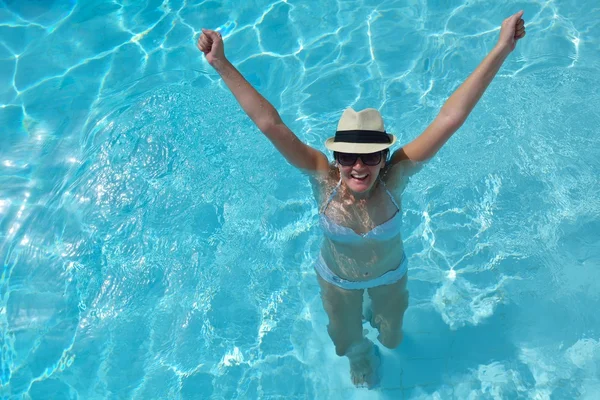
[375,301,520,397]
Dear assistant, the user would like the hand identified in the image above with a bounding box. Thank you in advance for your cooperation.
[496,11,526,53]
[197,28,226,66]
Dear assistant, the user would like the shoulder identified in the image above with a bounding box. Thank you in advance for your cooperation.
[381,159,424,196]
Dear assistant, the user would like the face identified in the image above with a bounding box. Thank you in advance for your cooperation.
[336,151,387,194]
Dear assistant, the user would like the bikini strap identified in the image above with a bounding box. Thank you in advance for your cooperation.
[322,178,342,213]
[379,178,400,210]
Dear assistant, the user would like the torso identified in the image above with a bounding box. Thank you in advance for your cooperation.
[312,164,406,281]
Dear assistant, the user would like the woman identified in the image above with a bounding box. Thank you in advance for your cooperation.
[198,11,526,388]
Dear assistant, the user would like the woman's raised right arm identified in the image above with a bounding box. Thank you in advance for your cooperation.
[197,29,329,173]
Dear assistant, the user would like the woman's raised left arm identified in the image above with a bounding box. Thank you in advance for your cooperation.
[391,11,526,164]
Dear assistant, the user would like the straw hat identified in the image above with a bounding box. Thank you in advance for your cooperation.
[324,108,396,153]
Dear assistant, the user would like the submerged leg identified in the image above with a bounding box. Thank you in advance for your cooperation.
[317,275,380,388]
[367,274,409,349]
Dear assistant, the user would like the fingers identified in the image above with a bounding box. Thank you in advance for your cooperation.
[513,10,524,21]
[197,28,223,53]
[503,10,524,28]
[197,34,210,53]
[515,16,526,39]
[497,11,526,49]
[201,28,223,42]
[502,11,526,41]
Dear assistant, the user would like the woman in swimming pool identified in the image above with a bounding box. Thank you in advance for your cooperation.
[198,11,525,388]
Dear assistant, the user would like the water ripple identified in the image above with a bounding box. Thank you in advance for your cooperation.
[0,0,599,397]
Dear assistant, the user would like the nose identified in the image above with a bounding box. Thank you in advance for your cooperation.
[353,156,366,168]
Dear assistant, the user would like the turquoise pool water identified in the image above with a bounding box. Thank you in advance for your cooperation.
[1,0,599,398]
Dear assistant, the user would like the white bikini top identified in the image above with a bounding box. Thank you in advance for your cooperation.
[319,178,402,243]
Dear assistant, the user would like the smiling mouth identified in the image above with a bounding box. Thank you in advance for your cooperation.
[350,173,369,181]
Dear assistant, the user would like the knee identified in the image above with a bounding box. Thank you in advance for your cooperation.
[376,313,405,350]
[327,324,354,356]
[378,330,402,350]
[334,343,349,357]
[400,289,409,309]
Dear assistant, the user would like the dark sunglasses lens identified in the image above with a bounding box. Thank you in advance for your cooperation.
[361,152,382,166]
[337,153,358,166]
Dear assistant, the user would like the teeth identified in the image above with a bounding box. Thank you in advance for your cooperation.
[352,174,368,179]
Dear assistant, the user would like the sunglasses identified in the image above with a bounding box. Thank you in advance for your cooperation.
[334,151,385,167]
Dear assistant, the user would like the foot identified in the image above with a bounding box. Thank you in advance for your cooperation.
[347,340,381,389]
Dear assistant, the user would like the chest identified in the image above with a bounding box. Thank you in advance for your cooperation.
[322,186,400,235]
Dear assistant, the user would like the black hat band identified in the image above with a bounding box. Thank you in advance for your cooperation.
[334,130,390,144]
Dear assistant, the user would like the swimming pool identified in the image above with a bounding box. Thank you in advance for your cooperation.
[1,0,599,398]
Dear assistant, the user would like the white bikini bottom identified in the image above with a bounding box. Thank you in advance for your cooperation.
[314,253,408,290]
